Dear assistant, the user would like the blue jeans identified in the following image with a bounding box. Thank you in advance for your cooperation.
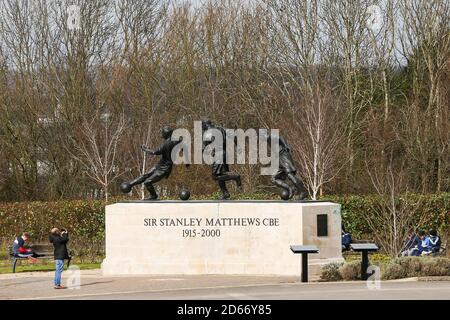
[54,259,64,286]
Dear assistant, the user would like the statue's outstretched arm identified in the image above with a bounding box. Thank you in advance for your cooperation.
[141,144,162,155]
[152,145,164,155]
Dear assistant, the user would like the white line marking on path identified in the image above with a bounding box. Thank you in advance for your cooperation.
[227,293,257,300]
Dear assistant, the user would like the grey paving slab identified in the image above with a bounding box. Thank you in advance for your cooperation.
[0,270,449,300]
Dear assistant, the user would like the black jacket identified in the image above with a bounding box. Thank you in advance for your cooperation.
[49,233,69,260]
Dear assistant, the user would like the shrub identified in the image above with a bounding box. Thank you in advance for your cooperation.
[320,262,343,282]
[322,257,450,281]
[381,257,450,280]
[420,258,450,277]
[339,261,361,281]
[382,263,408,280]
[392,257,423,277]
[327,193,449,241]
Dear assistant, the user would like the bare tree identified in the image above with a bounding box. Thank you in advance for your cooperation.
[398,0,450,192]
[363,140,427,257]
[321,0,374,189]
[0,0,448,201]
[263,0,346,198]
[67,112,127,202]
[292,85,347,199]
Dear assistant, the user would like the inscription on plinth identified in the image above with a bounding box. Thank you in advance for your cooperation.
[101,201,344,276]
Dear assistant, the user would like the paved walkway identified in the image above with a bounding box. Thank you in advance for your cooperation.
[0,270,449,300]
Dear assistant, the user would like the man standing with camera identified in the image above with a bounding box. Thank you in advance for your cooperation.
[49,228,70,289]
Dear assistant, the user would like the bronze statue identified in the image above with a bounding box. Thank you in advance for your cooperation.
[202,120,241,200]
[120,122,307,201]
[120,126,184,200]
[261,131,308,200]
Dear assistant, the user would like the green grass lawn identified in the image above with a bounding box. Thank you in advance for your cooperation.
[343,252,392,265]
[1,253,390,275]
[0,246,103,274]
[0,260,101,274]
[0,255,100,274]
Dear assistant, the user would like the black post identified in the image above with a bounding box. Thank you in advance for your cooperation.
[361,250,369,281]
[12,258,18,273]
[301,252,308,283]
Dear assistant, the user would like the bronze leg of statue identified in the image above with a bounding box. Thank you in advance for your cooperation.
[128,175,147,188]
[215,174,241,187]
[271,171,294,198]
[144,182,158,200]
[217,180,230,200]
[214,172,242,200]
[143,170,165,200]
[287,173,308,200]
[271,178,293,198]
[129,167,155,188]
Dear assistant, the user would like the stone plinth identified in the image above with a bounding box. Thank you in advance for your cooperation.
[101,201,344,276]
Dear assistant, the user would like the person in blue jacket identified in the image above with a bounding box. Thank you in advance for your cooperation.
[341,224,352,251]
[428,229,441,256]
[409,230,431,256]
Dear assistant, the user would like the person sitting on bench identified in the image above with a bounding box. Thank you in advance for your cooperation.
[401,229,420,256]
[428,229,441,256]
[12,232,43,263]
[409,230,431,256]
[341,225,352,251]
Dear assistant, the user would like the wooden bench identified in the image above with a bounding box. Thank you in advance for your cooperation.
[9,244,72,273]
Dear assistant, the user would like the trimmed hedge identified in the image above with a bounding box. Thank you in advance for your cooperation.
[382,256,450,280]
[0,200,105,241]
[0,193,448,260]
[320,256,450,281]
[0,200,105,261]
[325,193,449,240]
